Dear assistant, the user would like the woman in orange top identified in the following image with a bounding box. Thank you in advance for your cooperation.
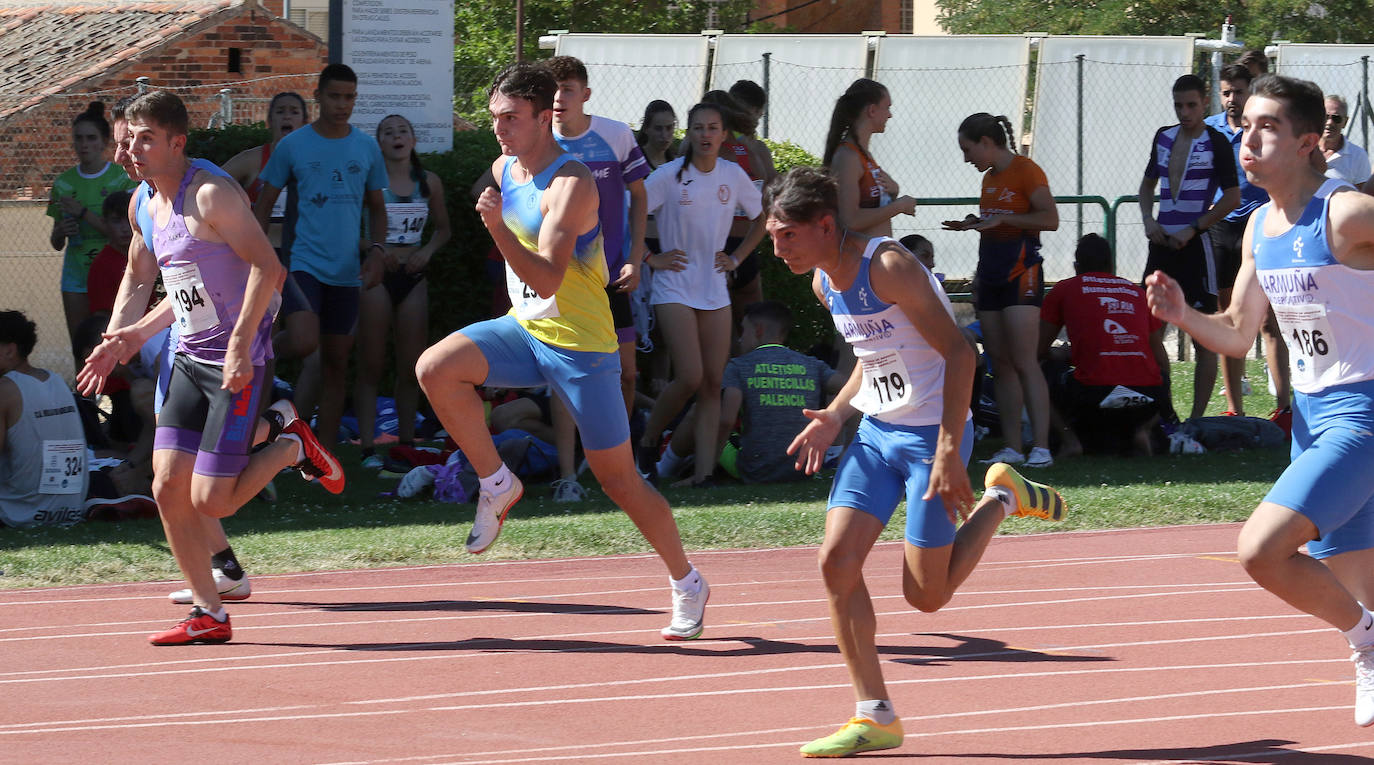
[822,79,916,237]
[944,113,1059,468]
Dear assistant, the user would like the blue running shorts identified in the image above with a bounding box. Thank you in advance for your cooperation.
[460,315,630,451]
[828,416,974,548]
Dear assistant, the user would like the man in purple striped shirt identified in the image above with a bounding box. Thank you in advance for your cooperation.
[1140,74,1240,422]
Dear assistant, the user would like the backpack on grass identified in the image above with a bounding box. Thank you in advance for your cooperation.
[1180,416,1285,451]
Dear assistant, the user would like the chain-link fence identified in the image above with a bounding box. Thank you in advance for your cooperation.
[5,41,1373,381]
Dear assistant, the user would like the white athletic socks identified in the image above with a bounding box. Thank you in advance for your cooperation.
[280,432,304,464]
[983,485,1014,518]
[857,699,896,726]
[656,445,686,479]
[479,463,514,494]
[202,606,228,622]
[671,565,702,594]
[1345,604,1374,649]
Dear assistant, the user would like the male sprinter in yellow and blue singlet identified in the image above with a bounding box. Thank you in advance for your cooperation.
[415,63,709,640]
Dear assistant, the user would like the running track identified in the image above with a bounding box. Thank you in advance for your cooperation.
[3,523,1372,764]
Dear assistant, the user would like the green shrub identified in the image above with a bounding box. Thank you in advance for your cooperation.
[181,126,830,351]
[755,139,830,353]
[186,125,503,345]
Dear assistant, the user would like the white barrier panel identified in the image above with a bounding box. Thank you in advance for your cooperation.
[554,34,710,129]
[1277,44,1374,150]
[710,34,869,159]
[1032,36,1193,281]
[340,0,455,152]
[873,35,1032,278]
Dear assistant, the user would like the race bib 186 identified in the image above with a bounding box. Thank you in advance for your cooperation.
[1274,302,1337,386]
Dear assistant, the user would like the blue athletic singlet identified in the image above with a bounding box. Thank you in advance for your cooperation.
[818,236,967,428]
[1252,178,1374,394]
[499,154,615,353]
[1253,178,1374,558]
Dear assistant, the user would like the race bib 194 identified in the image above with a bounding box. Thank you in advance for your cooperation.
[164,263,219,335]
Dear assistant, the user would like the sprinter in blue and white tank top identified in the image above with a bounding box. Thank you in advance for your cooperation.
[1146,75,1374,728]
[766,167,1067,758]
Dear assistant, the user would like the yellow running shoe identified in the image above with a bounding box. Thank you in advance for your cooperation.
[800,717,903,758]
[985,462,1066,521]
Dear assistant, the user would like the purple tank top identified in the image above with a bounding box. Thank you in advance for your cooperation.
[153,164,275,365]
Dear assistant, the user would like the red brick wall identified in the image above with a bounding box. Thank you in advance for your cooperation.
[0,6,326,199]
[752,0,897,34]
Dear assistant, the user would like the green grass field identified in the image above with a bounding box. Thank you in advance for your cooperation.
[0,360,1290,590]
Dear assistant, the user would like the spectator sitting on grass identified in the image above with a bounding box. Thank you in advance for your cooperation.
[1039,234,1169,457]
[658,301,844,483]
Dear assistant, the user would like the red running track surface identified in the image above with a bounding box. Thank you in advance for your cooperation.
[1,523,1371,763]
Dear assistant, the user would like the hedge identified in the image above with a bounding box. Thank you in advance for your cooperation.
[186,125,826,351]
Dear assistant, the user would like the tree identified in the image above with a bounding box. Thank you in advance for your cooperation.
[454,1,757,122]
[934,0,1374,47]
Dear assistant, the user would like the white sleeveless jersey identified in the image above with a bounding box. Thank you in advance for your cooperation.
[0,369,87,527]
[819,236,965,427]
[1252,178,1374,394]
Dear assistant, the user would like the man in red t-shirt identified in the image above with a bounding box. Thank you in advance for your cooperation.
[1039,234,1170,456]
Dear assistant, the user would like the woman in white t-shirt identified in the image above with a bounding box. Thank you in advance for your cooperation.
[637,102,764,486]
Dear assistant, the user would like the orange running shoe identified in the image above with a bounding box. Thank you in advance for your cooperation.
[284,419,345,494]
[148,607,232,646]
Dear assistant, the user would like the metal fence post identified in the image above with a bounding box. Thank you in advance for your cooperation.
[136,76,149,95]
[1076,54,1084,241]
[219,88,233,126]
[761,51,771,140]
[1363,56,1370,151]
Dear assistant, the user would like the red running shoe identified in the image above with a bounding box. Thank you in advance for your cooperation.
[284,419,346,494]
[148,606,232,645]
[1269,406,1293,438]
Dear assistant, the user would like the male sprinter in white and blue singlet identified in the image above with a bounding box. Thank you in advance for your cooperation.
[769,166,1067,757]
[1148,74,1374,728]
[415,63,708,641]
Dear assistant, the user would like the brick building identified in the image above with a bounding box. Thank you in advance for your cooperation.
[0,0,327,199]
[750,0,943,35]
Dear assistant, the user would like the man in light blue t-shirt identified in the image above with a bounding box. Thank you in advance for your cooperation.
[254,64,388,448]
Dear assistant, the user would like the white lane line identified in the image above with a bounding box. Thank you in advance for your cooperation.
[0,656,1346,732]
[0,528,1244,605]
[0,678,1347,740]
[325,707,1357,764]
[0,610,1315,681]
[0,581,1266,640]
[0,624,1332,687]
[0,557,1250,608]
[1133,739,1374,763]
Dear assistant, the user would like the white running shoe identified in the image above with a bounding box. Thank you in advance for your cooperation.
[550,477,586,503]
[1354,645,1374,726]
[660,574,710,640]
[169,569,251,604]
[979,446,1025,465]
[466,473,523,554]
[267,398,298,428]
[1024,447,1054,468]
